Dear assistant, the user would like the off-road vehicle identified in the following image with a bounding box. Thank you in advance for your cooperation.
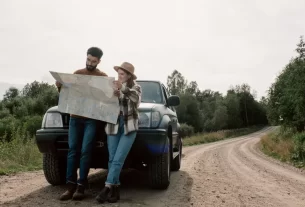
[36,80,182,189]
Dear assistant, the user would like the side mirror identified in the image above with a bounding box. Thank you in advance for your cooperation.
[167,95,180,107]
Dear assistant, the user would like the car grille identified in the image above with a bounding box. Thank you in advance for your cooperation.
[62,113,70,128]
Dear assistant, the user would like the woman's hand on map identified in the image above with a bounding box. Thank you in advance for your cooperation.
[113,90,120,97]
[113,80,122,90]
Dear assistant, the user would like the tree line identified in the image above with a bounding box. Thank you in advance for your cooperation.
[166,71,268,136]
[0,64,271,142]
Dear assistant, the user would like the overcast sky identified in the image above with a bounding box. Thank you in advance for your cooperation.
[0,0,304,99]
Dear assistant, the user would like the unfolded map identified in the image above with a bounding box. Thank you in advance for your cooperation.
[50,71,119,124]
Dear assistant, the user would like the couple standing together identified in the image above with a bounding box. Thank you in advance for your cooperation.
[56,47,141,203]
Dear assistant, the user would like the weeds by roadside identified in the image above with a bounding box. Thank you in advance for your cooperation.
[0,126,42,175]
[182,126,264,146]
[259,127,305,168]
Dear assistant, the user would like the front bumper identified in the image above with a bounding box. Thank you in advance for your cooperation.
[35,128,169,157]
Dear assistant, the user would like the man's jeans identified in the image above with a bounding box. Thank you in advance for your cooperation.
[66,117,97,186]
[106,116,136,185]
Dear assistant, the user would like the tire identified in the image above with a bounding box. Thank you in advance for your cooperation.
[149,138,171,189]
[43,153,67,185]
[171,142,182,171]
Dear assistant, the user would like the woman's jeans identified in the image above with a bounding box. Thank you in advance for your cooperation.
[66,117,97,186]
[106,116,136,185]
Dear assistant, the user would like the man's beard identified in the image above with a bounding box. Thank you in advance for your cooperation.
[86,64,96,71]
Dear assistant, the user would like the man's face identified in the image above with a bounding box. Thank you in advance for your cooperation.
[86,54,100,71]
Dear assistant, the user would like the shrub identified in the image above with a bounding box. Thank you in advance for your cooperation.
[179,123,194,138]
[23,115,43,137]
[291,133,305,164]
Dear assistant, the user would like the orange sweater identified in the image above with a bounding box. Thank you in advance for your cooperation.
[57,68,108,119]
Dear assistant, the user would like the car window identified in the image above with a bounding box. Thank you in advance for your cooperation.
[162,85,176,112]
[137,81,163,104]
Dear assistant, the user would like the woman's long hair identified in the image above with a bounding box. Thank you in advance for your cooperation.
[126,71,135,88]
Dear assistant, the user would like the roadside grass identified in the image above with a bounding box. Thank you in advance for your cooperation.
[182,126,264,146]
[259,127,305,168]
[0,128,42,175]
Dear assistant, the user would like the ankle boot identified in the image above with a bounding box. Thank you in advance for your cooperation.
[107,185,120,203]
[72,184,86,200]
[96,186,111,203]
[59,182,77,201]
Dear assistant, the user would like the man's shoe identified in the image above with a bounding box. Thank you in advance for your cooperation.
[72,184,86,200]
[107,185,120,203]
[96,186,111,203]
[59,183,77,201]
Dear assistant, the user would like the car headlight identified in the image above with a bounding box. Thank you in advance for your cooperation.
[42,112,63,128]
[139,111,161,128]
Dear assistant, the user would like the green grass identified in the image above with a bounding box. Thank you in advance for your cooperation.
[0,128,42,175]
[182,126,264,146]
[259,127,305,168]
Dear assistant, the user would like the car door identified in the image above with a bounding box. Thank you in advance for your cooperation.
[161,85,180,153]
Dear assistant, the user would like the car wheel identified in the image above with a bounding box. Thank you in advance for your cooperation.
[43,153,66,185]
[171,142,182,171]
[148,137,171,189]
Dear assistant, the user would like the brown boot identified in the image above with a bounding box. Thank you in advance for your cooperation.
[107,185,120,203]
[59,183,77,201]
[72,184,86,200]
[96,186,111,203]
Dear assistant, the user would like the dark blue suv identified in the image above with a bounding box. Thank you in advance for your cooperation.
[36,80,182,189]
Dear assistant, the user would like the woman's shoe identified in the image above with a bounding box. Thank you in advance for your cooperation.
[107,185,120,203]
[96,186,111,203]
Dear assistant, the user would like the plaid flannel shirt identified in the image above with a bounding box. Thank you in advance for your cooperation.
[105,81,142,135]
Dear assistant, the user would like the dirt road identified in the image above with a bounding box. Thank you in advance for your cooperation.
[1,127,305,207]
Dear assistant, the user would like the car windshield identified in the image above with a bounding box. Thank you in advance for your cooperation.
[137,81,164,104]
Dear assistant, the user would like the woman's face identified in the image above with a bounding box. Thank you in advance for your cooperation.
[118,69,131,83]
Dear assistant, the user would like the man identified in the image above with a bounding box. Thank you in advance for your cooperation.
[56,47,107,201]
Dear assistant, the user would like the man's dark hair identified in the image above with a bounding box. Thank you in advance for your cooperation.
[87,47,103,59]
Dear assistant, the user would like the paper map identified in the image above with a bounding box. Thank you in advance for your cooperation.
[50,71,119,124]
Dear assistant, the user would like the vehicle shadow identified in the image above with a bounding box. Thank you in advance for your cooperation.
[3,169,194,207]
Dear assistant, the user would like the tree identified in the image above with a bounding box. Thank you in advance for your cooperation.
[185,81,199,96]
[212,98,228,130]
[3,87,19,101]
[296,36,305,60]
[22,81,54,98]
[167,70,187,95]
[176,93,203,132]
[225,92,242,129]
[267,36,305,131]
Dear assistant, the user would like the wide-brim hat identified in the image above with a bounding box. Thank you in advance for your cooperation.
[114,62,137,80]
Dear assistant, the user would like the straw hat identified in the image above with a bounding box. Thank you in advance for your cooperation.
[114,62,137,80]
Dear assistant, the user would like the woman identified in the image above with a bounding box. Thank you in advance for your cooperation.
[96,62,141,203]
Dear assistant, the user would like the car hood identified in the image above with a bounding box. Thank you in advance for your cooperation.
[138,102,159,112]
[47,103,159,113]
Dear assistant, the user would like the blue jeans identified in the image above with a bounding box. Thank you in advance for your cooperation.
[106,116,136,185]
[66,117,97,186]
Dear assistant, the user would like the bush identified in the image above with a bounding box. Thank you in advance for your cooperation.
[0,116,21,142]
[179,123,194,138]
[291,133,305,164]
[23,115,43,137]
